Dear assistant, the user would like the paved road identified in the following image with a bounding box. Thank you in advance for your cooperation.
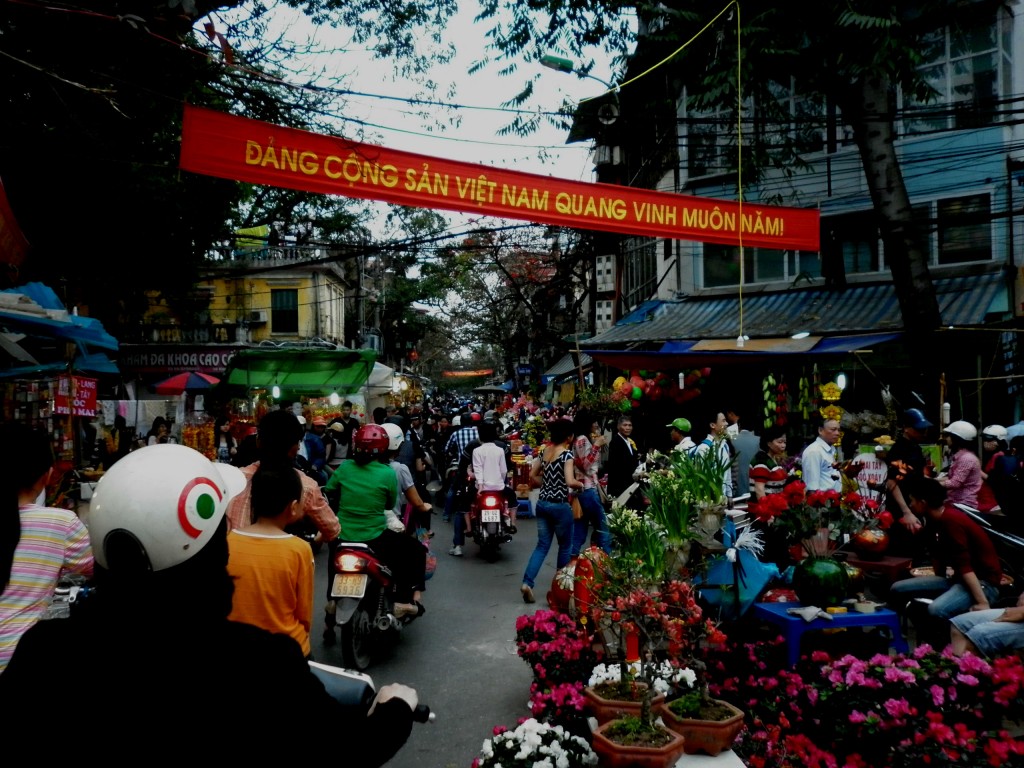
[309,512,553,768]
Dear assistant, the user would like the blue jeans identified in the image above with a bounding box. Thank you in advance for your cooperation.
[571,488,611,556]
[522,499,574,589]
[951,608,1024,657]
[889,574,1001,619]
[452,509,465,546]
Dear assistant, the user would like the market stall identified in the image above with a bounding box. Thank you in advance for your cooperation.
[219,346,378,428]
[0,282,121,498]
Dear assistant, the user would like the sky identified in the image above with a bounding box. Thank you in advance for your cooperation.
[243,3,621,186]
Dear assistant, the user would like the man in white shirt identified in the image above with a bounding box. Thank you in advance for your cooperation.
[693,409,734,500]
[801,417,842,492]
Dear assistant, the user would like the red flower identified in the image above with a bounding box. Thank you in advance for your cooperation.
[782,481,807,505]
[751,493,790,522]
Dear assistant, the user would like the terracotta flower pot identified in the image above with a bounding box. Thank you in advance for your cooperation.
[591,719,687,768]
[658,698,745,756]
[583,683,666,725]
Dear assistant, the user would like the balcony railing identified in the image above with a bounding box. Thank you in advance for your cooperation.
[201,245,353,281]
[120,322,248,345]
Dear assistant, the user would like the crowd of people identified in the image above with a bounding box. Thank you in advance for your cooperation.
[4,391,1024,749]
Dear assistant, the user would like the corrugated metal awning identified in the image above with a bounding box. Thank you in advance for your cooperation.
[543,351,594,378]
[581,272,1007,347]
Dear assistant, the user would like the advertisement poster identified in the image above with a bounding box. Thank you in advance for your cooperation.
[54,375,98,416]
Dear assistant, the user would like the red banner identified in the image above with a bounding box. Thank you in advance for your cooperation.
[0,176,29,269]
[55,375,98,417]
[442,369,494,378]
[180,105,819,251]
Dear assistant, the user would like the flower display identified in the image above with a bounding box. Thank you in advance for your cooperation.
[528,680,587,723]
[710,636,1024,768]
[589,660,697,697]
[471,718,598,768]
[519,414,549,450]
[514,609,601,685]
[749,480,890,556]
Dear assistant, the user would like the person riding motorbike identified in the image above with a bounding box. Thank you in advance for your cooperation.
[0,444,419,764]
[227,409,340,544]
[381,423,434,535]
[323,424,427,631]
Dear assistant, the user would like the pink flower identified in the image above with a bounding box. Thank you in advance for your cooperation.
[881,697,914,718]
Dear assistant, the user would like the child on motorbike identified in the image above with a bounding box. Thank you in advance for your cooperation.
[227,463,315,658]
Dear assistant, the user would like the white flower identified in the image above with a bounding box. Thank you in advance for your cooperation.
[587,661,640,687]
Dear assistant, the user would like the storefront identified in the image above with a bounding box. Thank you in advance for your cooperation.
[0,282,120,501]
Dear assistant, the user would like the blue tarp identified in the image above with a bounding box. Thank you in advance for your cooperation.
[0,282,119,351]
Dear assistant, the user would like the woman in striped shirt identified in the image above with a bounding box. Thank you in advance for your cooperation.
[0,423,94,674]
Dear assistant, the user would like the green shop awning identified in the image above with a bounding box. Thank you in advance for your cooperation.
[223,348,377,396]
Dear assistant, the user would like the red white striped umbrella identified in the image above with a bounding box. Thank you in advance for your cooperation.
[153,371,220,395]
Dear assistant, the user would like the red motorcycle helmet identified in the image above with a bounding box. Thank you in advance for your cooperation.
[353,424,390,456]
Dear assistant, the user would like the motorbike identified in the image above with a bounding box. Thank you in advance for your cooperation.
[324,539,422,670]
[466,488,516,562]
[289,454,330,553]
[307,660,433,724]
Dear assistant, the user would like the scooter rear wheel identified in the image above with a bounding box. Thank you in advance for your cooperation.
[482,540,500,563]
[341,606,374,670]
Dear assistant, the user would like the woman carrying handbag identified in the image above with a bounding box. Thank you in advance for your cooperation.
[519,419,583,604]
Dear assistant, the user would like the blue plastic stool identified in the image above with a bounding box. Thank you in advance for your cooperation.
[517,499,535,519]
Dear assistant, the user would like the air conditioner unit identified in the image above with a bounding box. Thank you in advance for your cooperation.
[248,310,268,324]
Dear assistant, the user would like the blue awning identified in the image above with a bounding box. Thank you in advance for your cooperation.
[0,282,119,351]
[588,332,903,370]
[581,272,1007,348]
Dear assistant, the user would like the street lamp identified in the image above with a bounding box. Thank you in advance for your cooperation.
[539,54,620,124]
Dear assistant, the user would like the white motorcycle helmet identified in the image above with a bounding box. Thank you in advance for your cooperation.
[86,444,247,572]
[381,422,405,452]
[983,424,1008,443]
[942,420,977,442]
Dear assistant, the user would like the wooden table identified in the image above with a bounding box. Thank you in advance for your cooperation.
[842,555,913,585]
[754,601,909,666]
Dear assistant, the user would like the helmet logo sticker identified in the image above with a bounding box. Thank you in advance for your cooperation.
[177,477,224,539]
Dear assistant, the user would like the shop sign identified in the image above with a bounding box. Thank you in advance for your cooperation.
[855,450,887,487]
[119,346,237,374]
[55,375,97,416]
[517,365,533,375]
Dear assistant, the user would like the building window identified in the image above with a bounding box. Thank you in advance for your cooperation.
[595,254,615,292]
[271,288,298,333]
[621,237,657,309]
[685,103,733,178]
[595,299,614,331]
[702,243,822,288]
[903,11,1009,135]
[937,194,991,264]
[821,211,881,279]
